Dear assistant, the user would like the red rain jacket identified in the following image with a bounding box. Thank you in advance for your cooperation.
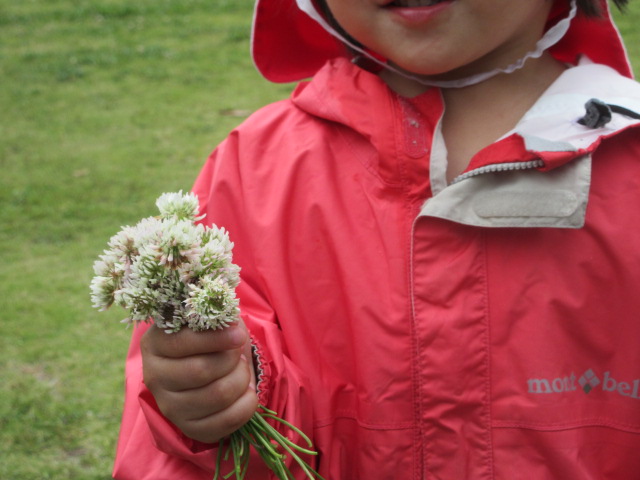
[114,57,640,479]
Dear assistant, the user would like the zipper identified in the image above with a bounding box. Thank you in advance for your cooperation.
[409,214,428,480]
[450,159,544,185]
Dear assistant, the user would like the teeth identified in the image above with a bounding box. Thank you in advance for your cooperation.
[393,0,441,6]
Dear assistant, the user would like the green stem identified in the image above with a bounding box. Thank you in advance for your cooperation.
[212,409,324,480]
[214,436,226,480]
[259,414,317,454]
[251,412,325,480]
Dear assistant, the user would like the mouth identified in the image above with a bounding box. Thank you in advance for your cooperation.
[387,0,447,6]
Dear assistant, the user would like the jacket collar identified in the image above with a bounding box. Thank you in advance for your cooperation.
[292,56,640,178]
[291,57,640,229]
[422,59,640,229]
[463,56,640,177]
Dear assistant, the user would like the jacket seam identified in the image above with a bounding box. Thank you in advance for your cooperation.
[409,215,425,480]
[481,231,495,479]
[493,420,640,434]
[398,91,426,480]
[312,415,414,430]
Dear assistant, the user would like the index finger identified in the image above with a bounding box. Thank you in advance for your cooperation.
[142,321,248,358]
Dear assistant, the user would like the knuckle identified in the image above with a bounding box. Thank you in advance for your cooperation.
[218,406,253,434]
[187,355,217,386]
[222,360,252,399]
[154,394,181,423]
[210,374,244,409]
[214,391,257,436]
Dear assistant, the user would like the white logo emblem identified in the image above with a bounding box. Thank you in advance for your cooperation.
[527,369,640,399]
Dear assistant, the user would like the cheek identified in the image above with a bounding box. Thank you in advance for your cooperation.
[323,0,357,27]
[330,12,365,39]
[322,0,380,46]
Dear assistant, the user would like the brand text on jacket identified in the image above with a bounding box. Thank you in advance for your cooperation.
[527,369,640,399]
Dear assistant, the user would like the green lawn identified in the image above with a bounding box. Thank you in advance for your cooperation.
[0,1,290,478]
[1,1,638,478]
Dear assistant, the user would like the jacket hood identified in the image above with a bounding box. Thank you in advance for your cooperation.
[251,0,633,83]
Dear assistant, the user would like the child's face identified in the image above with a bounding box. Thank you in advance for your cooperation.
[324,0,556,81]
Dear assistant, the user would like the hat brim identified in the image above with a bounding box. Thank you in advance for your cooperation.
[550,0,632,78]
[251,0,345,83]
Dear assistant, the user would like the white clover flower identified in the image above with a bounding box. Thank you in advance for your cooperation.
[107,226,139,264]
[91,191,241,334]
[116,285,160,322]
[154,220,203,269]
[92,253,123,278]
[156,190,203,222]
[184,277,239,331]
[132,217,163,245]
[202,226,234,254]
[221,262,241,289]
[128,249,163,282]
[90,275,119,311]
[197,239,229,274]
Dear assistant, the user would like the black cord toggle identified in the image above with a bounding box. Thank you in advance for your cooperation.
[578,98,640,129]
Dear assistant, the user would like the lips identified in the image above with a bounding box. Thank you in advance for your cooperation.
[388,0,445,6]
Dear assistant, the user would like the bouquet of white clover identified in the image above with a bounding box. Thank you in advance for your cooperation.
[91,191,323,480]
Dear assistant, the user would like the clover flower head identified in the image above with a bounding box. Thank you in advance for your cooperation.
[107,226,139,263]
[92,253,122,277]
[184,277,240,331]
[90,275,119,311]
[153,219,203,269]
[156,190,203,222]
[132,217,163,246]
[91,191,240,334]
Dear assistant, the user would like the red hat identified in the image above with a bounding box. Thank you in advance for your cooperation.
[548,0,632,77]
[251,0,633,83]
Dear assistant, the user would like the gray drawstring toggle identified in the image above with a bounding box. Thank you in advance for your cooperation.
[579,98,640,129]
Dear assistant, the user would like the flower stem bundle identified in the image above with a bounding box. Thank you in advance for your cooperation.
[91,191,323,480]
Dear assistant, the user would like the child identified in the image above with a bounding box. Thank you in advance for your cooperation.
[113,0,640,478]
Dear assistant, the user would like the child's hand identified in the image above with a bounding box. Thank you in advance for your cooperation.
[140,321,258,444]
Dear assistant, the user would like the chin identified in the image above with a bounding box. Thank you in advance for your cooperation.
[390,60,461,79]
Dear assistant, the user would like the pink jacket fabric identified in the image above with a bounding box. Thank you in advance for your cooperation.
[113,55,640,479]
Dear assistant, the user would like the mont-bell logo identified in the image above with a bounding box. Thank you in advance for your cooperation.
[527,369,640,399]
[578,369,600,394]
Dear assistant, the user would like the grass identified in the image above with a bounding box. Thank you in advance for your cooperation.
[1,1,639,478]
[0,1,290,478]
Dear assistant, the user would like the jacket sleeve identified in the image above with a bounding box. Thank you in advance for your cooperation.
[112,129,317,480]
